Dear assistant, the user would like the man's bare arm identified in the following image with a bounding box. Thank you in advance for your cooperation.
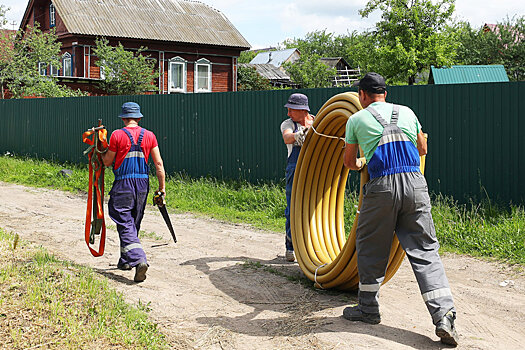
[150,146,165,193]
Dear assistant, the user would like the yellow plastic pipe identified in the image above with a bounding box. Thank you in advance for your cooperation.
[290,92,427,291]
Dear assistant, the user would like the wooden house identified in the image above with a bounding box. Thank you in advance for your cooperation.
[319,57,360,87]
[19,0,251,95]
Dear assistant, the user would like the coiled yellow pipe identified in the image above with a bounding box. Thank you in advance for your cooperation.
[290,91,426,291]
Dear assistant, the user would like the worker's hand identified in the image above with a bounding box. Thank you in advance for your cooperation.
[294,127,309,146]
[153,191,166,206]
[357,157,367,171]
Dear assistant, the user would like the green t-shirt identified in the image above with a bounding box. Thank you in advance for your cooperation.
[345,102,422,162]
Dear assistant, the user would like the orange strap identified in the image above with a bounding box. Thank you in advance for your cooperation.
[83,127,109,257]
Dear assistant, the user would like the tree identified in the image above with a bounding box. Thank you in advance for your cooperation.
[1,23,85,98]
[283,30,345,58]
[237,65,271,91]
[282,54,336,88]
[282,29,383,83]
[238,50,257,64]
[0,4,7,28]
[454,16,525,81]
[93,38,158,95]
[360,0,457,84]
[0,6,13,99]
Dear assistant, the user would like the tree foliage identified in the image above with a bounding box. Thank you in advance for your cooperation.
[0,4,7,28]
[282,54,336,88]
[237,65,271,91]
[93,37,158,95]
[238,50,257,64]
[454,16,525,81]
[360,0,457,84]
[0,22,85,99]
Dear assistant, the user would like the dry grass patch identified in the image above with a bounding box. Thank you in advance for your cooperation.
[0,229,174,350]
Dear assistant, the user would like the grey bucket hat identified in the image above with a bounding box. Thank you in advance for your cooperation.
[284,93,310,111]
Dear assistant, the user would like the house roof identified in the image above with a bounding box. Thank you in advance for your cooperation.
[21,0,250,49]
[319,57,350,69]
[240,63,291,81]
[429,65,509,84]
[249,48,299,67]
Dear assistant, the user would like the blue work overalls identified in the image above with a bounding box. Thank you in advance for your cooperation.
[356,105,455,324]
[108,128,150,268]
[285,121,301,252]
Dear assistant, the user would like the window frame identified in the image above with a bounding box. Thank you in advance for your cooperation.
[194,58,212,93]
[50,64,59,77]
[168,56,187,93]
[38,62,47,76]
[62,52,72,77]
[50,3,56,28]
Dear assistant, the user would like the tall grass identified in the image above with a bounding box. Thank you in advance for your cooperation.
[0,154,523,265]
[432,194,525,264]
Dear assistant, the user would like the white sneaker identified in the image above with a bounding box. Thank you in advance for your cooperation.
[285,250,295,262]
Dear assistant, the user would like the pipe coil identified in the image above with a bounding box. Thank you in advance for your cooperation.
[290,91,426,291]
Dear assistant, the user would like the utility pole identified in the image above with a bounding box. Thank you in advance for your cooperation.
[10,20,17,31]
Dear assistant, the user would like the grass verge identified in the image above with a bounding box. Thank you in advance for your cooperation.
[0,154,523,265]
[0,228,172,350]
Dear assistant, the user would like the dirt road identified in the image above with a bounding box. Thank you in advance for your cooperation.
[0,182,524,349]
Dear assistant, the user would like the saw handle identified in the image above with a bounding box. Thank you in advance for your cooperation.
[153,191,166,207]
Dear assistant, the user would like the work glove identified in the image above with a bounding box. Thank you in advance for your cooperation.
[294,127,309,146]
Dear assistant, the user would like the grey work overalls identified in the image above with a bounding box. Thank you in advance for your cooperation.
[356,105,455,325]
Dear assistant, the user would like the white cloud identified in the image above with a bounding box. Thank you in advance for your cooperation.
[454,0,524,27]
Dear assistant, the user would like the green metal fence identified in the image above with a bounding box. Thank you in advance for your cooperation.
[0,82,523,205]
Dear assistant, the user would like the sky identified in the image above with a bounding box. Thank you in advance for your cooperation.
[1,0,523,49]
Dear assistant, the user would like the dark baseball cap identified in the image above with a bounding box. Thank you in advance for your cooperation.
[354,72,386,94]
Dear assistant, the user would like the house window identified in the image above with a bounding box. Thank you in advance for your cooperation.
[50,64,59,77]
[62,53,72,76]
[38,62,47,76]
[99,63,106,80]
[50,3,56,27]
[168,57,187,93]
[195,58,211,92]
[99,60,117,80]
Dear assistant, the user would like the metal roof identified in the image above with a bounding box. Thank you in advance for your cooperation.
[37,0,250,48]
[429,65,509,84]
[240,63,291,81]
[250,48,299,67]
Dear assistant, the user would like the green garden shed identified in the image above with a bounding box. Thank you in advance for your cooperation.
[429,65,509,84]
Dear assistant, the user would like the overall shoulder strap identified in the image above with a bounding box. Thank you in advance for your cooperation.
[390,105,400,125]
[137,128,145,146]
[366,106,388,128]
[121,128,136,145]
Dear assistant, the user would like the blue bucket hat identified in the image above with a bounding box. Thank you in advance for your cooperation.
[119,102,143,119]
[284,93,310,111]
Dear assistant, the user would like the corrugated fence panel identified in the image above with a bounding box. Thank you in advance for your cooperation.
[0,82,523,204]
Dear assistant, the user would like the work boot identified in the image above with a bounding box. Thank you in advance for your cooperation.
[134,263,148,283]
[285,249,295,262]
[342,304,381,324]
[117,262,132,271]
[435,310,459,346]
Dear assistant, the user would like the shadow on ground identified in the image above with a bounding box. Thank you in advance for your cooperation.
[181,255,445,349]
